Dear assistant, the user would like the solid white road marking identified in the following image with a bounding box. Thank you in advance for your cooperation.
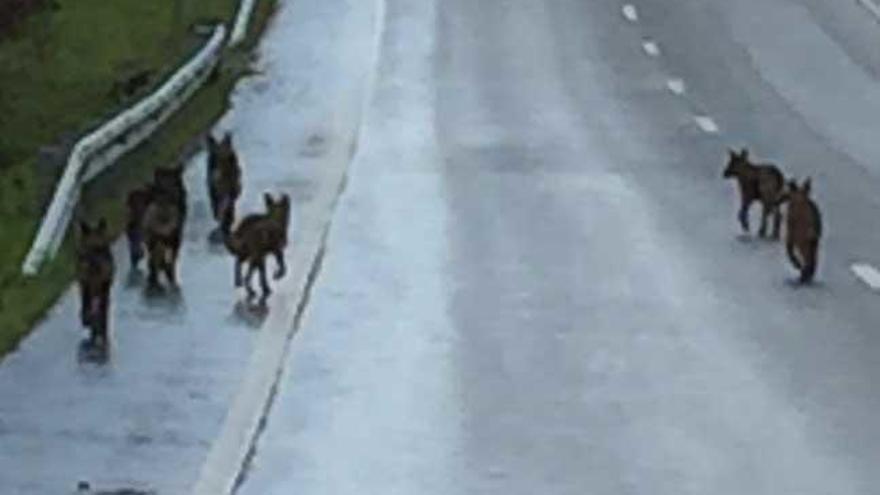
[642,40,661,57]
[851,263,880,290]
[694,115,719,133]
[857,0,880,22]
[667,78,686,95]
[622,4,639,22]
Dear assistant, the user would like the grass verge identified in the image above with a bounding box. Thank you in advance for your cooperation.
[0,0,278,358]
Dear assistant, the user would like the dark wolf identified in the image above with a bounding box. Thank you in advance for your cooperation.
[779,178,823,284]
[722,148,786,239]
[225,193,291,300]
[206,132,242,238]
[127,165,187,289]
[77,218,114,349]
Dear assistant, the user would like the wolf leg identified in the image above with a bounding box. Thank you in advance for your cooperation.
[97,287,110,348]
[786,241,803,271]
[273,249,286,280]
[80,285,93,327]
[771,205,782,240]
[233,257,243,288]
[244,262,257,300]
[219,197,235,237]
[258,259,272,299]
[147,242,161,289]
[758,202,769,238]
[738,200,751,233]
[126,224,144,268]
[163,247,178,288]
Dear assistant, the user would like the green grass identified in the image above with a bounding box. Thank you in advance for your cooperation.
[0,0,278,357]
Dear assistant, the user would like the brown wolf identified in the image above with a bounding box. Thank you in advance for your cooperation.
[225,193,291,300]
[126,165,187,274]
[206,133,242,238]
[722,148,785,238]
[779,178,823,284]
[77,218,114,349]
[141,165,187,289]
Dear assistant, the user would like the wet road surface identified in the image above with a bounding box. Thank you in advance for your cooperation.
[237,0,880,494]
[6,0,880,493]
[0,0,377,492]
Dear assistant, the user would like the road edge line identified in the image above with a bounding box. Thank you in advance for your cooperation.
[858,0,880,21]
[188,0,388,493]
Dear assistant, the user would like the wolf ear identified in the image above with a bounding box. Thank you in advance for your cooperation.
[264,192,275,208]
[207,134,217,149]
[79,220,92,235]
[787,178,799,191]
[222,132,233,147]
[740,148,749,160]
[802,177,812,194]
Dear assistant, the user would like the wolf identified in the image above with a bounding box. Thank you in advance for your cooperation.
[225,193,291,300]
[206,132,242,238]
[140,165,187,289]
[125,165,187,276]
[722,148,785,239]
[779,178,823,284]
[77,218,114,349]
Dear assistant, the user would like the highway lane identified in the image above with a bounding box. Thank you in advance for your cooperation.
[236,1,880,494]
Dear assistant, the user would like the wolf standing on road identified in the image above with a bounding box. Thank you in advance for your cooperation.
[722,148,786,239]
[77,218,114,349]
[141,165,188,290]
[225,192,291,301]
[779,178,823,284]
[206,132,242,239]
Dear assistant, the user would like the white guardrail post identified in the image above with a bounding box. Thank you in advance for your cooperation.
[20,25,227,276]
[229,0,258,46]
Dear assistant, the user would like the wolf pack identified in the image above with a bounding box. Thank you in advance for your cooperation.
[73,141,822,353]
[723,147,823,285]
[76,132,291,353]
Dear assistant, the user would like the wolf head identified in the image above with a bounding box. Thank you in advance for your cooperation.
[263,193,291,227]
[723,147,750,179]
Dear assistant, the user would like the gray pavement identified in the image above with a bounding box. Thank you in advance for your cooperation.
[237,0,880,494]
[6,0,880,494]
[0,0,376,492]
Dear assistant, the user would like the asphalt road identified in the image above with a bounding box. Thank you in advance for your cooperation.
[5,0,880,493]
[236,0,880,494]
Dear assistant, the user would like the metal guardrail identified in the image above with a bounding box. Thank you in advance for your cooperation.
[229,0,258,46]
[20,0,263,276]
[20,25,229,276]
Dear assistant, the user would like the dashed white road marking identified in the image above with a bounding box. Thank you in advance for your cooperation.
[851,263,880,290]
[642,40,661,57]
[694,115,719,133]
[622,4,639,22]
[667,78,686,95]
